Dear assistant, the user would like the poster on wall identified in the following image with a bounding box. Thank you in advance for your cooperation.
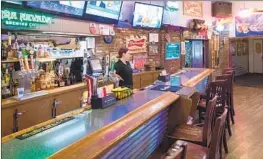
[230,40,236,56]
[236,40,242,56]
[126,36,147,54]
[236,12,263,37]
[149,44,159,55]
[183,1,203,17]
[133,55,147,70]
[165,43,180,60]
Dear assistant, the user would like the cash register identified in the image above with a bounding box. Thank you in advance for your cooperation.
[85,58,116,109]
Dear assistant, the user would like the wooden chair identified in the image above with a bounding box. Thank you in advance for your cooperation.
[223,68,235,81]
[164,108,228,159]
[216,74,235,125]
[197,79,230,154]
[167,96,217,147]
[161,141,187,159]
[197,80,227,122]
[223,70,236,116]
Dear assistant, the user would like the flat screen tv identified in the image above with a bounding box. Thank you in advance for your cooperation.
[165,43,180,60]
[84,1,122,24]
[132,3,164,29]
[26,1,85,17]
[3,1,23,5]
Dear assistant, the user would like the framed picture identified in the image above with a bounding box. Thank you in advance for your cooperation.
[148,44,159,56]
[183,1,203,17]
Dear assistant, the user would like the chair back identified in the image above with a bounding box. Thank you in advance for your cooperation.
[210,80,227,111]
[215,74,232,106]
[162,141,187,159]
[202,95,218,146]
[208,108,228,159]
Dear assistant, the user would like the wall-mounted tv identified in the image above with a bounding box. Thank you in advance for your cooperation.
[84,1,122,24]
[132,2,164,29]
[26,1,85,17]
[3,1,23,5]
[165,43,180,60]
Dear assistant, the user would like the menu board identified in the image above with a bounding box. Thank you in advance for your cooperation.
[165,43,180,60]
[85,1,122,20]
[26,1,85,16]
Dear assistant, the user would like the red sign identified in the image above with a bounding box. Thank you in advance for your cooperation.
[126,36,147,54]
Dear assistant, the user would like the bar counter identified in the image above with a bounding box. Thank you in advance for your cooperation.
[2,90,179,159]
[1,68,214,159]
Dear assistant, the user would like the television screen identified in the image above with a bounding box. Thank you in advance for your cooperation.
[133,3,163,29]
[26,1,85,16]
[86,1,122,20]
[165,43,180,60]
[84,1,122,24]
[3,1,22,5]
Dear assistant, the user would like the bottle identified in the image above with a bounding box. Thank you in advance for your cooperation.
[1,43,7,61]
[9,67,15,96]
[4,69,10,87]
[31,78,36,92]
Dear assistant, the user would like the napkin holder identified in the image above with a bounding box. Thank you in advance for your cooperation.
[91,93,116,109]
[158,74,170,82]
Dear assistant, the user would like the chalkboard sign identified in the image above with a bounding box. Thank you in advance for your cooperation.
[165,43,180,60]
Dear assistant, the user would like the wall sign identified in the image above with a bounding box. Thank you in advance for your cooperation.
[236,13,263,37]
[183,1,203,17]
[126,36,147,54]
[1,7,54,29]
[165,43,180,60]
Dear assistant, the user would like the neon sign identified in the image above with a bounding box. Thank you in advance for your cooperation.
[1,8,54,29]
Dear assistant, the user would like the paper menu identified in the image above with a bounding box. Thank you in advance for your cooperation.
[149,33,159,43]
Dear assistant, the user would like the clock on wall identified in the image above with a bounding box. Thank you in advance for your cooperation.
[104,36,114,44]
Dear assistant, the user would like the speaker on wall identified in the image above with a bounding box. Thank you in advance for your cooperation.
[212,2,232,18]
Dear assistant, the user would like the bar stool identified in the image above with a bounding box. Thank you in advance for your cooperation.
[223,70,236,117]
[197,79,230,154]
[166,95,217,147]
[162,108,228,159]
[223,68,235,82]
[216,74,235,125]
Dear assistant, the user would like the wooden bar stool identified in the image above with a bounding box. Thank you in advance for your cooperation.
[166,95,217,147]
[163,108,228,159]
[197,79,230,154]
[223,70,236,116]
[223,68,235,82]
[216,74,235,125]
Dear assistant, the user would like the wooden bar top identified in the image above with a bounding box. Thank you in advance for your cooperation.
[181,68,214,87]
[1,83,86,108]
[133,70,161,76]
[51,92,179,159]
[2,90,178,159]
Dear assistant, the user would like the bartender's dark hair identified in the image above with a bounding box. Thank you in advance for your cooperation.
[118,47,129,58]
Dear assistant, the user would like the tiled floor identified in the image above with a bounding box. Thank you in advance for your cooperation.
[225,74,263,159]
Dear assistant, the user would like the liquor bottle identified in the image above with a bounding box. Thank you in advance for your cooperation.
[9,67,16,96]
[1,43,7,61]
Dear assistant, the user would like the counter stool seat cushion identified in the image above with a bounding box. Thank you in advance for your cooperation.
[185,142,208,159]
[167,124,203,144]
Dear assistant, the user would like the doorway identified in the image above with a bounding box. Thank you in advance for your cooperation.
[185,40,207,68]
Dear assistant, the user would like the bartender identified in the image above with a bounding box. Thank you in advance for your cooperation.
[114,47,133,89]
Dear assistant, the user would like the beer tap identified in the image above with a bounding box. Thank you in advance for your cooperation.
[13,109,26,133]
[52,99,62,118]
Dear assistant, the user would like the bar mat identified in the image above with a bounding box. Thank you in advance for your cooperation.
[150,85,182,92]
[16,116,74,140]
